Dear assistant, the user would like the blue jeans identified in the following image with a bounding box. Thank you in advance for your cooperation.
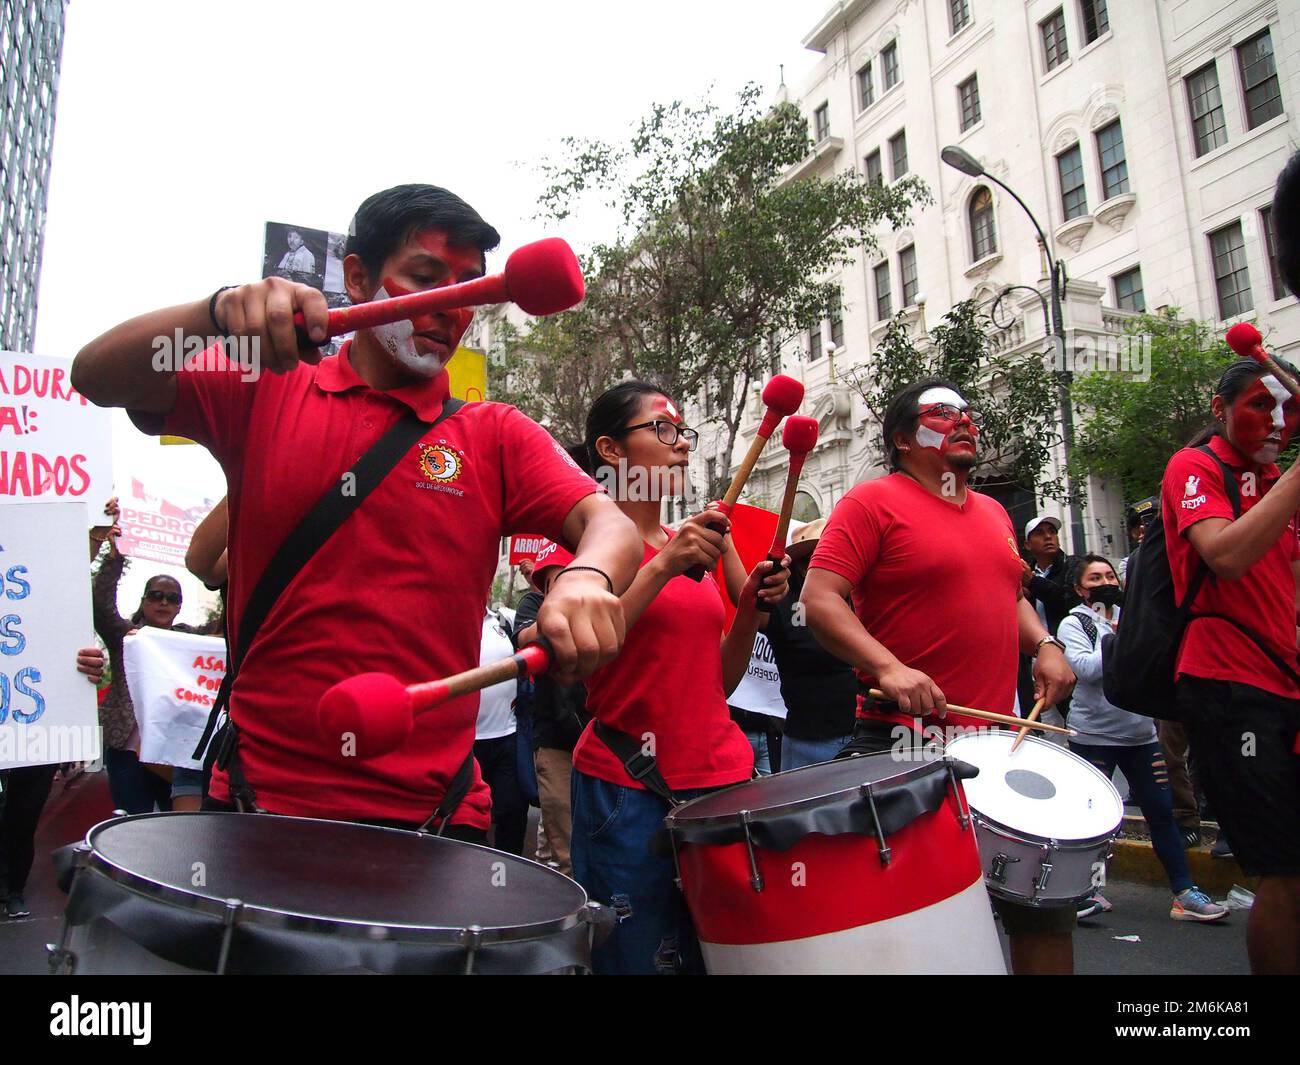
[104,748,171,815]
[571,769,721,975]
[782,733,853,770]
[743,727,771,776]
[1070,740,1193,894]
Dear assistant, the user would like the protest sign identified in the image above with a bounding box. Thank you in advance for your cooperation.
[124,627,226,770]
[0,351,112,508]
[115,477,218,568]
[0,501,99,768]
[509,533,547,566]
[727,631,788,720]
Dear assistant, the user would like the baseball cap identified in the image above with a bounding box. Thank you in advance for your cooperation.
[530,539,574,592]
[1023,515,1062,541]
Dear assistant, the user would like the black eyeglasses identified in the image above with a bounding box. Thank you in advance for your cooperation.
[621,420,700,451]
[917,403,983,427]
[145,590,182,605]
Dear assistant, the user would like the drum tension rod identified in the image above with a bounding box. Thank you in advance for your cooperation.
[217,898,244,976]
[945,760,972,831]
[739,810,765,893]
[459,925,484,975]
[860,783,891,867]
[666,821,684,891]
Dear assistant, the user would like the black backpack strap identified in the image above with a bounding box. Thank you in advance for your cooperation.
[192,399,465,769]
[1073,612,1098,649]
[1195,444,1242,518]
[592,719,681,807]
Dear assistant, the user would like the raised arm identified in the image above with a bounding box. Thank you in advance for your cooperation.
[186,496,229,587]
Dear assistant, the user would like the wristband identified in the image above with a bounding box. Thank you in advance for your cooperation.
[1034,634,1066,656]
[552,566,614,594]
[209,286,236,334]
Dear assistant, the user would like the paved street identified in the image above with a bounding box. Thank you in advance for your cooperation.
[1,768,1252,976]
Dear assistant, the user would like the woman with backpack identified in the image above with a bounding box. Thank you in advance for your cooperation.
[1158,355,1300,973]
[1059,554,1227,924]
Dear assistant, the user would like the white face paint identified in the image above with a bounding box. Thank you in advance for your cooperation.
[369,285,446,378]
[915,387,968,450]
[1252,374,1291,463]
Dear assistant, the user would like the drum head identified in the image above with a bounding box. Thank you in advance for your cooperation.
[945,731,1121,841]
[82,812,586,940]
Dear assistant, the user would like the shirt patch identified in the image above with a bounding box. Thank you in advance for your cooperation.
[417,442,467,495]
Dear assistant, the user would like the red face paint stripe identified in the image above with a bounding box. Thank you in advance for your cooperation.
[676,789,984,944]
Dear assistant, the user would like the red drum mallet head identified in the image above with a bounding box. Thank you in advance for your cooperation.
[317,672,413,760]
[504,237,585,316]
[1225,322,1265,363]
[782,415,819,458]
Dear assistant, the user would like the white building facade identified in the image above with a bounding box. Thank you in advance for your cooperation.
[697,0,1299,558]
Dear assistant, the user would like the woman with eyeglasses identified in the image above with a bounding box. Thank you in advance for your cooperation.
[551,380,789,974]
[93,501,206,815]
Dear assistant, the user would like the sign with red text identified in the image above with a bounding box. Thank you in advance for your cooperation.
[0,352,112,506]
[124,628,226,770]
[509,533,547,566]
[115,478,219,568]
[0,501,99,769]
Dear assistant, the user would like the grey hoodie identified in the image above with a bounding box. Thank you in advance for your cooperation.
[1057,604,1158,747]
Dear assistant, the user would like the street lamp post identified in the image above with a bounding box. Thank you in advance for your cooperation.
[940,146,1087,555]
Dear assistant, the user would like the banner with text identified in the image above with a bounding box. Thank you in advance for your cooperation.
[0,351,112,508]
[0,501,99,768]
[125,628,226,770]
[115,478,219,568]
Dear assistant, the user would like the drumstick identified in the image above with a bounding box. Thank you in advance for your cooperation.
[318,639,554,759]
[1226,323,1300,398]
[757,416,819,613]
[1010,696,1047,753]
[684,374,804,581]
[867,690,1075,736]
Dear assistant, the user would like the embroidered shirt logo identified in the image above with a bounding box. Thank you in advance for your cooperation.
[1181,472,1207,510]
[416,443,466,496]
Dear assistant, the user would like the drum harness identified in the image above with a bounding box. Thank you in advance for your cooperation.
[192,399,476,833]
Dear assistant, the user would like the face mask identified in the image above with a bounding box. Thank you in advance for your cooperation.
[1088,584,1123,608]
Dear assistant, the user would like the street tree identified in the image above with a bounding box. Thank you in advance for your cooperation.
[500,84,929,488]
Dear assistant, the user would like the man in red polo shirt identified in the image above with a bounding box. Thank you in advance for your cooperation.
[801,377,1076,975]
[1166,354,1300,974]
[71,184,641,838]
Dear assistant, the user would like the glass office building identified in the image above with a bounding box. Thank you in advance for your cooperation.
[0,0,67,352]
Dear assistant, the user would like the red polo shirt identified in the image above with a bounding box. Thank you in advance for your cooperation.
[1162,435,1300,699]
[131,341,599,827]
[809,474,1025,731]
[573,535,754,790]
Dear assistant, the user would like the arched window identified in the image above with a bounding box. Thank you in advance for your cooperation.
[793,491,821,523]
[970,186,997,261]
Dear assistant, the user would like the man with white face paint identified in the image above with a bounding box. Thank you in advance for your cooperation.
[71,184,642,836]
[1162,352,1300,974]
[802,377,1078,975]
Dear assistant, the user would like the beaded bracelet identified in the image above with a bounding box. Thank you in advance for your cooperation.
[552,566,614,594]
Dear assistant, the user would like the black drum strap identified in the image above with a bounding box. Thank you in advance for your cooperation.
[592,719,681,807]
[417,751,477,835]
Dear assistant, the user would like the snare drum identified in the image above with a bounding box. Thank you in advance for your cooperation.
[945,731,1123,907]
[51,812,603,975]
[663,752,1005,975]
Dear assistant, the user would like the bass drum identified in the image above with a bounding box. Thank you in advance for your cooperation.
[663,752,1005,975]
[51,812,604,975]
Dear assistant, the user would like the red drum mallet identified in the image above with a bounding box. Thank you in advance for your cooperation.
[685,373,805,580]
[1226,322,1300,398]
[756,415,819,613]
[317,640,554,760]
[293,237,585,345]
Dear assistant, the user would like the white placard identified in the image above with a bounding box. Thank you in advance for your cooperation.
[0,351,112,510]
[124,627,226,770]
[728,631,788,720]
[0,501,99,768]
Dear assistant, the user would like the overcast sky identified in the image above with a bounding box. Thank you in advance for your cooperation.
[31,0,822,616]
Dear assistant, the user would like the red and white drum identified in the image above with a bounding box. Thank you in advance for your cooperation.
[663,752,1005,974]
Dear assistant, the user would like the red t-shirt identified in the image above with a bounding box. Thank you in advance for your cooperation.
[1163,435,1300,698]
[573,535,754,790]
[808,474,1025,730]
[131,341,598,827]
